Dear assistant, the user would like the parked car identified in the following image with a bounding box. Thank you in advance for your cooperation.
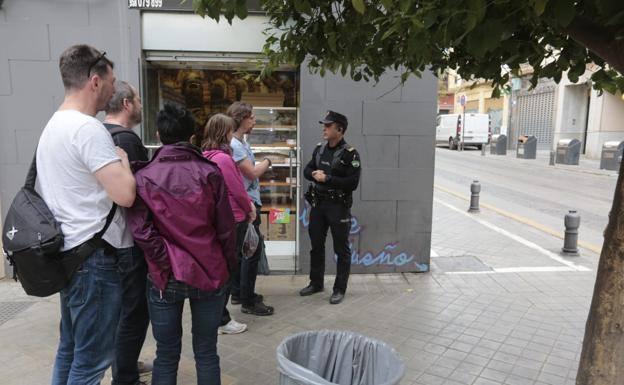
[436,113,491,150]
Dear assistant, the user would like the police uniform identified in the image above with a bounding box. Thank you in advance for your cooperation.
[302,111,361,303]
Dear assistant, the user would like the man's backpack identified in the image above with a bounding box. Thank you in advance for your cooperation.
[2,155,115,297]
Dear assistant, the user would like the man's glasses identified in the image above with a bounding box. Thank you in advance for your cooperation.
[86,51,107,79]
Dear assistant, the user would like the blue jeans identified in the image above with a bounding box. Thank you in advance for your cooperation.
[52,248,122,385]
[148,278,226,385]
[112,246,150,385]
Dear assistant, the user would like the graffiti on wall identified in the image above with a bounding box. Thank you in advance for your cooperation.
[299,202,428,271]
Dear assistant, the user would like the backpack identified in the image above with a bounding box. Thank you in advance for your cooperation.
[2,154,116,297]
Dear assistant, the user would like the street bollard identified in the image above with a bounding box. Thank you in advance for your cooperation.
[481,145,486,156]
[549,150,555,166]
[562,210,580,255]
[468,181,480,213]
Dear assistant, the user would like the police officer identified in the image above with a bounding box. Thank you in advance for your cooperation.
[299,110,361,304]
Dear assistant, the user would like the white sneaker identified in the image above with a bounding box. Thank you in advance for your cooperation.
[218,319,248,335]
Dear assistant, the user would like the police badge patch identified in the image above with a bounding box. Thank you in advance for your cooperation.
[351,160,360,168]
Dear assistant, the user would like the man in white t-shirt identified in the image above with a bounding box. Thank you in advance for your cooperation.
[36,45,136,385]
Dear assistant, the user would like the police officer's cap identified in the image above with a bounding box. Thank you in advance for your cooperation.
[319,110,348,129]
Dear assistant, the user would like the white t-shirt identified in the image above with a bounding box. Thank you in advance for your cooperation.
[35,110,130,251]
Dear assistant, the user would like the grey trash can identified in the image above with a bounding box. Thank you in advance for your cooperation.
[517,135,537,159]
[600,141,624,171]
[277,330,405,385]
[490,134,507,155]
[556,139,581,165]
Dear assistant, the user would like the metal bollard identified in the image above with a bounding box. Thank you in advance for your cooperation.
[468,181,480,213]
[549,150,555,166]
[562,210,580,255]
[481,145,486,156]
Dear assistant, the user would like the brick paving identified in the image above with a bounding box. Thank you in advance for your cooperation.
[0,192,601,385]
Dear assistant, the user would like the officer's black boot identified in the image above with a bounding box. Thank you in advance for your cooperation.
[329,290,345,304]
[299,284,324,296]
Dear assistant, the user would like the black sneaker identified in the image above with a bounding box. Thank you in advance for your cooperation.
[231,294,263,305]
[241,301,274,316]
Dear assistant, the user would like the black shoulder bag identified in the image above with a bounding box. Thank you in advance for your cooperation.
[2,154,116,297]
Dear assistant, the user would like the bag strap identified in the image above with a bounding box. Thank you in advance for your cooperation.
[25,148,117,240]
[94,204,117,240]
[24,153,37,189]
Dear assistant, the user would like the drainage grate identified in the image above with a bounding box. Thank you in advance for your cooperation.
[432,255,493,272]
[0,302,34,326]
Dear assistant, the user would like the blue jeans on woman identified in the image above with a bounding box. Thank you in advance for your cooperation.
[147,278,226,385]
[51,248,122,385]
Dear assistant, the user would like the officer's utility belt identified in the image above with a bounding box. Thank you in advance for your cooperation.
[306,186,349,207]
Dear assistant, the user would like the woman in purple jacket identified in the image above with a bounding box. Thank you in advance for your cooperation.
[127,103,237,385]
[202,113,255,335]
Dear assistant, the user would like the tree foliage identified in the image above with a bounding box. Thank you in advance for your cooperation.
[193,0,624,95]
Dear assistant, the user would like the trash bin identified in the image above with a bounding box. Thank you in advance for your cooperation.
[277,330,405,385]
[490,134,507,155]
[600,141,624,171]
[555,139,581,165]
[516,135,537,159]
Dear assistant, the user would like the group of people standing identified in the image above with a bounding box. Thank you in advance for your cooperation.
[35,43,361,385]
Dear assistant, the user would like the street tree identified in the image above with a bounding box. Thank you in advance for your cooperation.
[194,1,624,383]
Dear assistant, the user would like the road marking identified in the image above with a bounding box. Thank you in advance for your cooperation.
[435,198,591,272]
[434,184,602,254]
[444,266,579,275]
[430,249,439,257]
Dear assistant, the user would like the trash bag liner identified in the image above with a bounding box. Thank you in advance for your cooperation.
[277,330,405,385]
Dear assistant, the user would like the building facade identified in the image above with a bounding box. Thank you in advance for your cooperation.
[0,0,436,277]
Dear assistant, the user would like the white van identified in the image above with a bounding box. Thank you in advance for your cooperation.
[436,113,491,150]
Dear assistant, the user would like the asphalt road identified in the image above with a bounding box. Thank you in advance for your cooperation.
[434,146,618,251]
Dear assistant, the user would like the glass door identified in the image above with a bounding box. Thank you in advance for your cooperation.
[246,107,299,271]
[141,59,300,272]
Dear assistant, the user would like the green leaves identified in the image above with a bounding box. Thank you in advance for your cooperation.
[191,0,624,93]
[548,0,575,27]
[352,0,365,14]
[533,0,548,16]
[466,20,505,58]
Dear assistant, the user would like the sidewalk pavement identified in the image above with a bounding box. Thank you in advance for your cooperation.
[0,191,601,385]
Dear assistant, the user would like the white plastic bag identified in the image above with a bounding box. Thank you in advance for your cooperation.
[242,223,259,259]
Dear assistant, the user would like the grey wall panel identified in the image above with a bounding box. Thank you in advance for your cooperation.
[9,61,62,97]
[361,168,432,201]
[401,71,438,102]
[0,23,50,61]
[399,136,435,169]
[300,69,325,102]
[351,201,397,234]
[0,48,10,95]
[298,64,436,275]
[324,71,402,102]
[0,129,18,164]
[361,136,400,168]
[363,101,437,136]
[397,200,433,233]
[2,0,90,26]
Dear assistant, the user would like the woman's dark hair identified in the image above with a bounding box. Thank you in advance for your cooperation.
[226,101,253,130]
[202,113,235,151]
[156,102,196,145]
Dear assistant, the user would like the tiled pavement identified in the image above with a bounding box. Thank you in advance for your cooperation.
[0,191,601,385]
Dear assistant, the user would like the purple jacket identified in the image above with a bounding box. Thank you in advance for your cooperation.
[127,143,237,292]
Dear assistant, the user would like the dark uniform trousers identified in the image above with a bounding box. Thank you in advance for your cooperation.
[309,200,352,293]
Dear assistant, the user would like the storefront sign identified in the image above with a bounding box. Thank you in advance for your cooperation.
[128,0,262,12]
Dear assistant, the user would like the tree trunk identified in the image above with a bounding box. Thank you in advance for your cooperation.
[576,158,624,384]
